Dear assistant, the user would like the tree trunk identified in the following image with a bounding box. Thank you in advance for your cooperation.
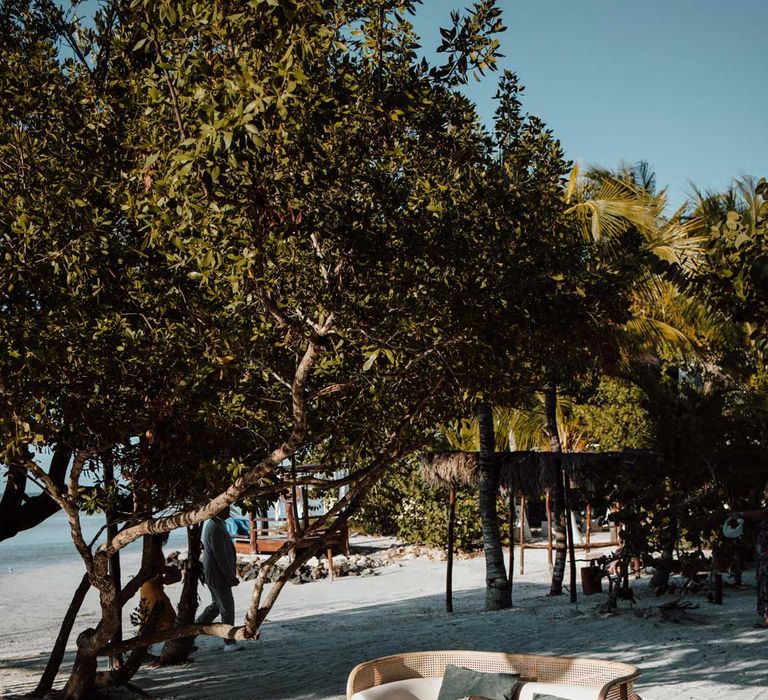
[478,402,511,610]
[104,458,123,671]
[160,524,202,664]
[33,573,91,697]
[63,644,100,700]
[62,534,152,698]
[545,383,568,597]
[563,469,577,603]
[650,517,678,590]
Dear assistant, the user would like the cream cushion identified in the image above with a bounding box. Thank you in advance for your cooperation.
[350,678,442,700]
[350,678,602,700]
[516,682,602,700]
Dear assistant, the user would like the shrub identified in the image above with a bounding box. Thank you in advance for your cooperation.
[353,455,512,551]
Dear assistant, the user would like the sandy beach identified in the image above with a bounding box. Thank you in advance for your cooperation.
[1,537,767,700]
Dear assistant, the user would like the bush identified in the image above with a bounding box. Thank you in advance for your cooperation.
[353,455,511,551]
[573,377,653,450]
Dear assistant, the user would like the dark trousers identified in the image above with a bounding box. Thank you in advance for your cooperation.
[195,583,236,643]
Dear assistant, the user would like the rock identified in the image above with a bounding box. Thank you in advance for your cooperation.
[166,551,184,569]
[238,560,262,581]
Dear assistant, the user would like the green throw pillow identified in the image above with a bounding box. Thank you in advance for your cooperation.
[436,664,520,700]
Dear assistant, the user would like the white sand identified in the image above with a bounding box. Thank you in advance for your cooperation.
[1,537,767,699]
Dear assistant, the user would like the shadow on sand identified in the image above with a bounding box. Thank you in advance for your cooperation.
[2,576,767,700]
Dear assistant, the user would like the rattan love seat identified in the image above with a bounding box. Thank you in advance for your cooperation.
[347,650,641,700]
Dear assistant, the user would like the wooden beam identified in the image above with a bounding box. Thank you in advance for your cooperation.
[249,511,257,555]
[447,485,456,613]
[519,493,526,576]
[545,490,553,575]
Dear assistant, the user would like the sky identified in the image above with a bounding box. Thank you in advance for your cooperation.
[410,0,768,207]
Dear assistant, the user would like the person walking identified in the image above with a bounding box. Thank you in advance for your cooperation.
[196,506,243,651]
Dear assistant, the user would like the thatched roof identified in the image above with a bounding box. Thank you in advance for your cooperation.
[420,450,660,499]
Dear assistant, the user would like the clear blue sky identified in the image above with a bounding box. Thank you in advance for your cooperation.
[411,0,767,207]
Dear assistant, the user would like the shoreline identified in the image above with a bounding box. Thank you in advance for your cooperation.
[1,538,767,699]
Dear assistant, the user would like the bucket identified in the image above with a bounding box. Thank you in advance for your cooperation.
[581,565,603,595]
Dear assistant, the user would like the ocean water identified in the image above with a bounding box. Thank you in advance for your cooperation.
[0,509,189,576]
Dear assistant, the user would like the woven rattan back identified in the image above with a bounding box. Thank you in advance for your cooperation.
[346,650,640,700]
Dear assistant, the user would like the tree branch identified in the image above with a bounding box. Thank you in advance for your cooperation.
[143,8,185,141]
[41,0,93,75]
[1,445,73,542]
[98,623,258,657]
[103,332,326,556]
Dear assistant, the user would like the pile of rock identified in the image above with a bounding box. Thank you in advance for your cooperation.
[165,543,443,586]
[235,552,384,584]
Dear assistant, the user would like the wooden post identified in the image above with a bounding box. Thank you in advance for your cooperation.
[585,503,592,555]
[545,490,553,575]
[342,522,350,556]
[563,470,577,604]
[447,485,456,613]
[519,493,526,576]
[290,458,301,536]
[285,495,296,540]
[507,490,514,586]
[713,572,723,605]
[284,494,297,564]
[249,511,257,555]
[327,547,334,582]
[301,486,310,531]
[609,504,619,545]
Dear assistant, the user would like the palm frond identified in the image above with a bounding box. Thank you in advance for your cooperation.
[644,210,705,268]
[631,275,728,349]
[618,315,697,363]
[443,417,479,451]
[564,163,581,204]
[565,175,662,245]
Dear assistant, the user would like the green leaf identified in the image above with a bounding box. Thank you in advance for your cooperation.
[362,349,380,372]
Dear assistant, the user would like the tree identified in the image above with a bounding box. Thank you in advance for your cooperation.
[568,176,768,594]
[1,1,530,695]
[692,177,768,356]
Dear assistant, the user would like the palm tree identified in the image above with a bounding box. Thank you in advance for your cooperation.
[565,163,714,363]
[503,389,584,599]
[535,163,716,596]
[477,403,512,610]
[443,406,512,610]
